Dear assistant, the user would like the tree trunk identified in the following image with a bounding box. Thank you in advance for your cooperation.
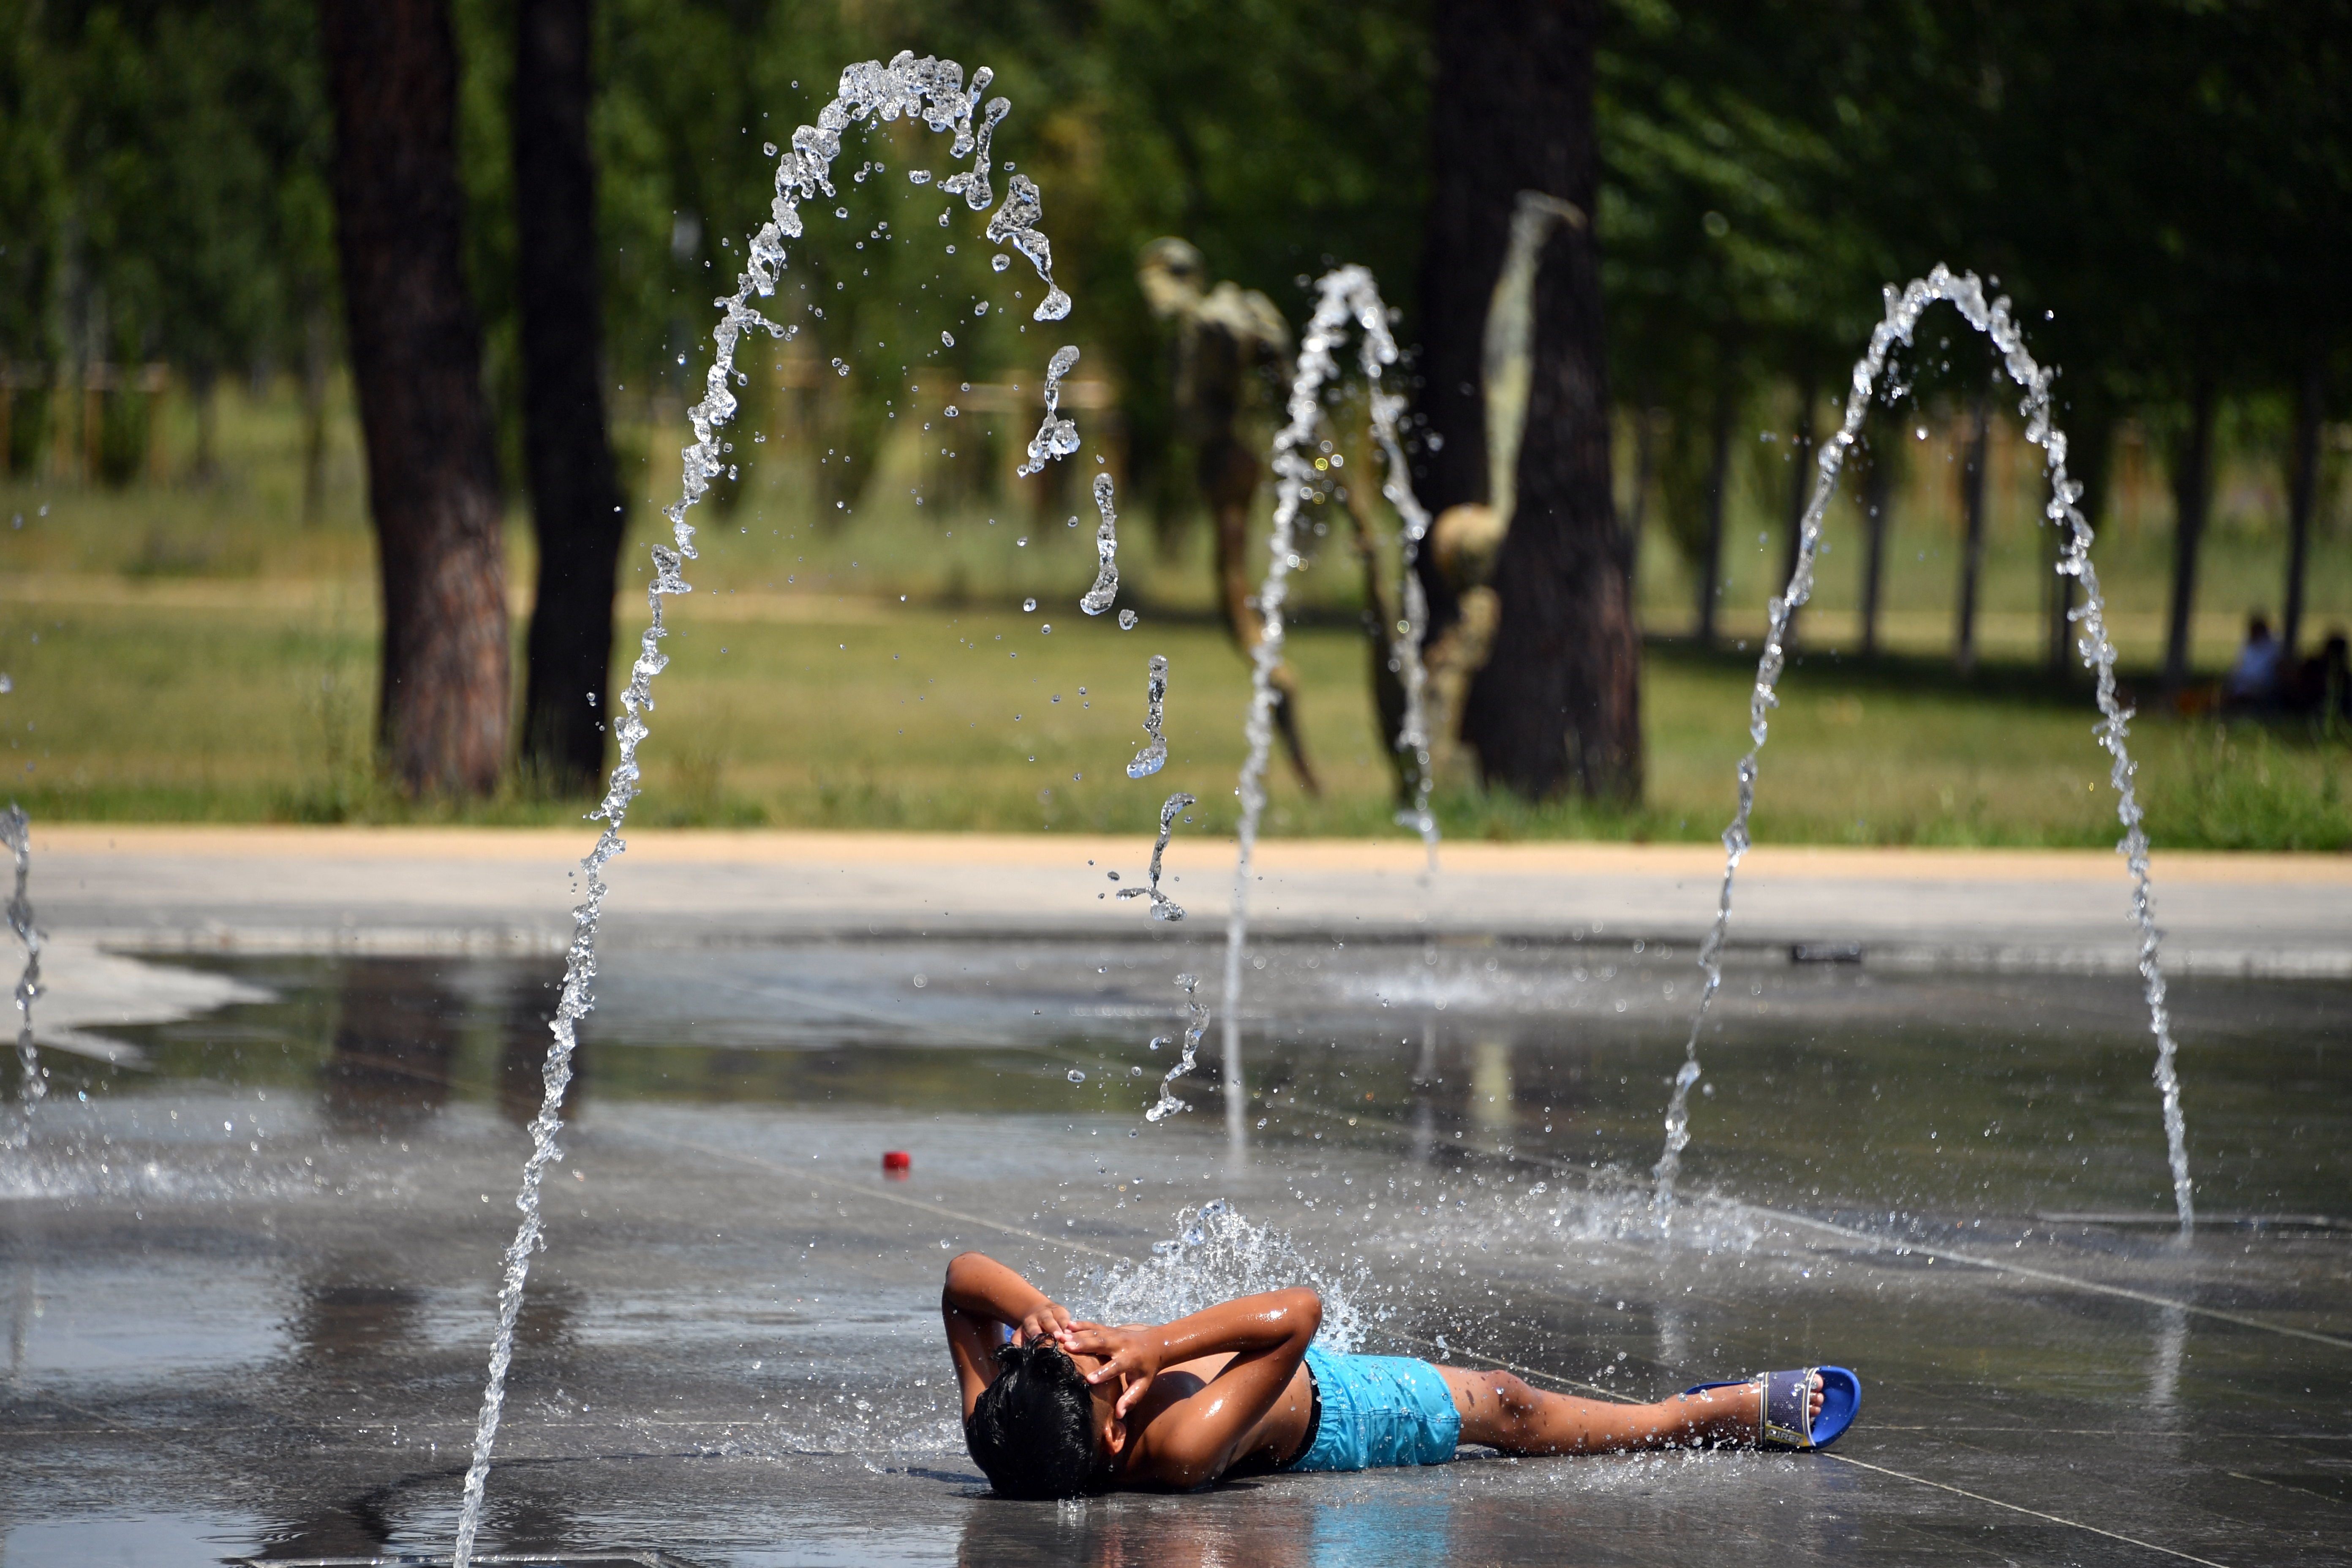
[1623,399,1656,592]
[1859,425,1892,659]
[1430,0,1636,801]
[300,303,331,525]
[1954,391,1991,674]
[1693,346,1736,646]
[2162,376,2218,692]
[2043,501,2075,677]
[514,0,626,793]
[1414,21,1503,524]
[320,0,509,797]
[1776,364,1817,650]
[188,360,219,482]
[2281,349,2324,660]
[2047,409,2110,680]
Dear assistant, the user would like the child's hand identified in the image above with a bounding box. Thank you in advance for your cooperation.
[1059,1322,1163,1417]
[1013,1300,1075,1346]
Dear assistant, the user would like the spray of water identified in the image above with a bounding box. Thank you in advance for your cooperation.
[1222,266,1440,1138]
[1126,654,1169,779]
[1080,471,1121,616]
[1118,792,1195,923]
[0,806,43,1149]
[1020,344,1083,476]
[452,52,1078,1565]
[1362,332,1440,856]
[1650,266,2194,1236]
[1143,974,1213,1123]
[1070,1200,1371,1350]
[984,173,1073,324]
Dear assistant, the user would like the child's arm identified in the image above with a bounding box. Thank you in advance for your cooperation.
[1060,1287,1320,1487]
[941,1252,1076,1419]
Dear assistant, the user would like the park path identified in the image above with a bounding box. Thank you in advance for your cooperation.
[27,824,2350,978]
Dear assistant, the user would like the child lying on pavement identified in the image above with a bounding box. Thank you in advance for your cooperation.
[942,1251,1859,1499]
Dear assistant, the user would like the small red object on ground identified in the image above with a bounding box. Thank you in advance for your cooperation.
[882,1150,912,1178]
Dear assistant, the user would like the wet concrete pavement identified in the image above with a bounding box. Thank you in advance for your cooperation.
[31,825,2352,977]
[3,942,2347,1565]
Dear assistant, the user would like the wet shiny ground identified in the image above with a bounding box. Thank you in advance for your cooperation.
[3,938,2347,1565]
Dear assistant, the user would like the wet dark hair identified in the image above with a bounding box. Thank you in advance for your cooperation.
[965,1341,1099,1499]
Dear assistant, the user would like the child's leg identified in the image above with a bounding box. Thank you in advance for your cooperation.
[1435,1366,1815,1455]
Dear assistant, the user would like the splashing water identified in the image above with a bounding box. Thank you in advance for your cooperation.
[1650,266,2194,1236]
[1143,974,1212,1123]
[1070,1200,1371,1350]
[984,174,1073,323]
[1019,344,1082,476]
[1222,266,1442,1136]
[1125,654,1168,779]
[0,806,43,1149]
[1079,471,1121,615]
[1117,792,1195,923]
[452,51,1080,1565]
[1358,325,1440,858]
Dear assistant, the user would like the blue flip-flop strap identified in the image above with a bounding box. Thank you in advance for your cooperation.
[1761,1368,1816,1448]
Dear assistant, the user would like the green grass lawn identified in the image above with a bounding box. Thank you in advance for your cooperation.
[3,579,2344,849]
[0,373,2345,849]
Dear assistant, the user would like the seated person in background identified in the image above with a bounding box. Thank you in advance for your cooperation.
[2224,612,2284,711]
[941,1251,1858,1499]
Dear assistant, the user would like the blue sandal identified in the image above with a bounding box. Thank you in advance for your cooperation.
[1683,1366,1860,1451]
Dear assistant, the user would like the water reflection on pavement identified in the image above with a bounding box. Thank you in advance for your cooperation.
[1,942,2346,1565]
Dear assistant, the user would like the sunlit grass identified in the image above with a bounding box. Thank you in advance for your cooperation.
[0,374,2344,849]
[3,578,2343,849]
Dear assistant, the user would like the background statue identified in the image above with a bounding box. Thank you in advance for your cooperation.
[1416,193,1583,792]
[1138,237,1321,795]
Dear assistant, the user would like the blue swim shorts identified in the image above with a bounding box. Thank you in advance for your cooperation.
[1287,1345,1462,1473]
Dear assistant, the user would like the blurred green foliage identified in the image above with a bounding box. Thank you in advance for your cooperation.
[1,1,2342,536]
[1599,0,2349,547]
[0,0,333,378]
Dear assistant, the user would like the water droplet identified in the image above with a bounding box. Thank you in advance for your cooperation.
[834,207,848,218]
[941,331,955,348]
[943,406,958,418]
[1117,609,1138,630]
[1040,623,1051,634]
[974,301,990,316]
[1023,598,1037,612]
[1067,1069,1086,1084]
[992,253,1011,272]
[762,141,778,157]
